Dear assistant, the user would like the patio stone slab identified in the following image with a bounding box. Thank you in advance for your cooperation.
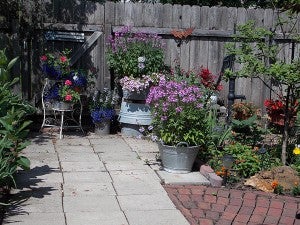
[65,211,128,225]
[55,138,90,146]
[156,170,210,185]
[23,143,55,154]
[99,151,139,162]
[63,182,115,196]
[63,195,120,212]
[111,170,164,195]
[104,160,150,171]
[55,145,94,153]
[123,137,159,153]
[90,138,132,153]
[3,212,65,225]
[117,193,176,211]
[58,152,99,162]
[7,195,63,213]
[63,171,112,183]
[15,170,63,185]
[125,210,190,225]
[61,161,105,172]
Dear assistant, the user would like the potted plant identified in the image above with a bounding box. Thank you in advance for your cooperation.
[146,67,222,173]
[90,88,118,135]
[106,26,165,136]
[40,49,71,80]
[40,50,88,109]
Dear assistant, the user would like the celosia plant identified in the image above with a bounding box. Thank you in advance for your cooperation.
[146,76,208,146]
[264,98,298,126]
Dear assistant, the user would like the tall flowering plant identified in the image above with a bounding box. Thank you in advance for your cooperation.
[146,76,208,146]
[90,88,118,124]
[107,26,164,78]
[106,26,165,93]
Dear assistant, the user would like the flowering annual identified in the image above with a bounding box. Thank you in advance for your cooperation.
[146,76,208,146]
[40,49,71,79]
[106,26,165,79]
[89,88,119,124]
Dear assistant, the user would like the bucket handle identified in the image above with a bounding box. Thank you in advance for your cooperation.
[176,142,189,147]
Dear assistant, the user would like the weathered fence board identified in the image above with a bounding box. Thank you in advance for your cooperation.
[1,1,300,111]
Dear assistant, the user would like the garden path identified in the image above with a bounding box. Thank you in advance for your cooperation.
[2,133,300,225]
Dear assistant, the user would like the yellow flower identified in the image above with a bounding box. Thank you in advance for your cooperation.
[293,146,300,155]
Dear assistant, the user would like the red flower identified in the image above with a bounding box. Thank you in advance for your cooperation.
[60,56,68,63]
[65,80,72,86]
[64,94,72,101]
[216,84,223,91]
[40,55,47,61]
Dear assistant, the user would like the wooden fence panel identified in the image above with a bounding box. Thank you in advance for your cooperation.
[2,1,300,111]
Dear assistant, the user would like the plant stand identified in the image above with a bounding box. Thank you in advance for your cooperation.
[40,78,84,139]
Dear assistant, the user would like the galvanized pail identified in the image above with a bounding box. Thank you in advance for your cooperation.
[158,142,199,173]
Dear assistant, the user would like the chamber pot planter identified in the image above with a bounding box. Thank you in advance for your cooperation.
[94,120,111,135]
[158,142,199,173]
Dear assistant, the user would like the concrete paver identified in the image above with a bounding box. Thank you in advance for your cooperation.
[65,211,128,225]
[125,210,190,225]
[63,182,115,196]
[63,171,112,183]
[63,195,121,212]
[60,161,106,172]
[3,212,65,225]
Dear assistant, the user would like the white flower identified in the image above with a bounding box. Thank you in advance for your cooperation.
[73,75,79,81]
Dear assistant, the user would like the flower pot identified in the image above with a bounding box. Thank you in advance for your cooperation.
[53,101,74,110]
[158,142,199,173]
[94,120,110,135]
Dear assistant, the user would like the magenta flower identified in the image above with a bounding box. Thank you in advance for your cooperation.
[65,80,72,86]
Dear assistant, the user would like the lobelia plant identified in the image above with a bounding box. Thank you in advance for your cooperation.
[90,88,118,124]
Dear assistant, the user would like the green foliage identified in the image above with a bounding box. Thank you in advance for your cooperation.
[291,184,300,196]
[209,143,261,179]
[0,49,18,83]
[0,50,35,187]
[231,115,266,146]
[106,26,165,79]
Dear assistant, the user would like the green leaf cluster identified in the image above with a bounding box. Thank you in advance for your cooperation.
[0,49,35,187]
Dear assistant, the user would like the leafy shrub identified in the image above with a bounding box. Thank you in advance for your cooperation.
[209,143,261,179]
[0,49,35,187]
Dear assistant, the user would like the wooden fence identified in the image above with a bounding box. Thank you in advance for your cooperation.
[1,1,299,111]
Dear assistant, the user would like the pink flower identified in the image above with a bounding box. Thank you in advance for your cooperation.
[64,94,72,101]
[40,55,47,61]
[60,56,68,63]
[65,80,72,86]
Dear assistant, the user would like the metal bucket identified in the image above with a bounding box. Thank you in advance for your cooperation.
[94,120,110,135]
[119,100,152,137]
[158,142,199,173]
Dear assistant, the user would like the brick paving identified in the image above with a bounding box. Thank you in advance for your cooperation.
[163,185,300,225]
